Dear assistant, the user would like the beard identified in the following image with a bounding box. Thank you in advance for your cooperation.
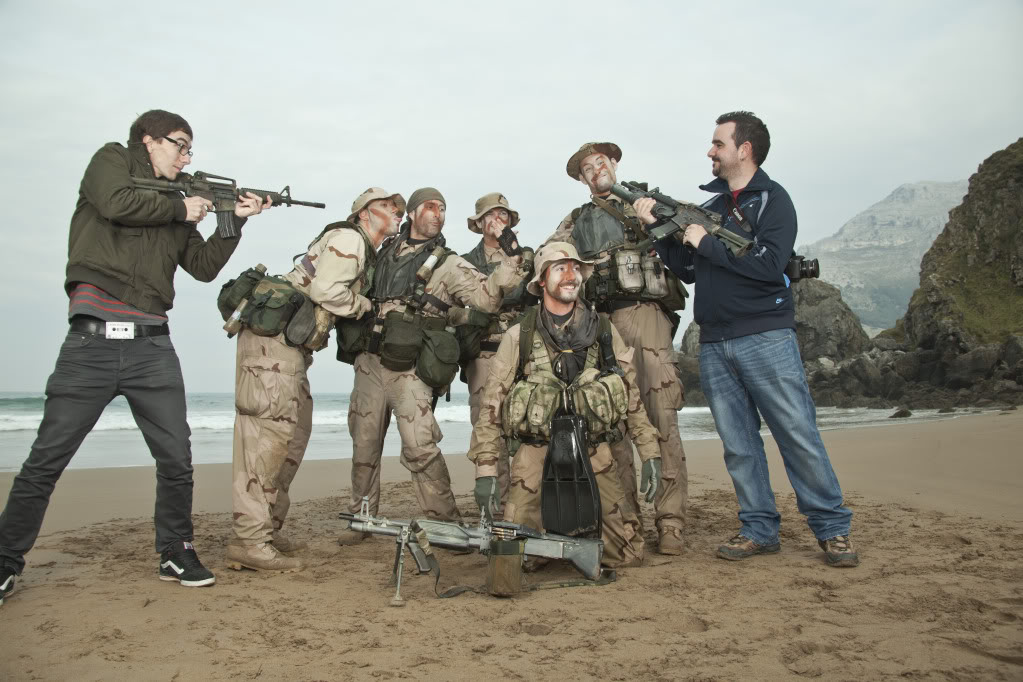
[546,280,580,303]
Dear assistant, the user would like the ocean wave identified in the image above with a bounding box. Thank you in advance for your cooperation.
[0,396,46,410]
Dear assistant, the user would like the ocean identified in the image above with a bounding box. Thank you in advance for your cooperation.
[0,391,960,472]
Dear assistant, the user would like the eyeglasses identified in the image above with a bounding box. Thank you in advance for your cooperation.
[162,136,193,158]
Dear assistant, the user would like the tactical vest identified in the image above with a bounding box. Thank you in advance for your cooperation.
[462,240,535,310]
[502,307,628,445]
[572,202,632,259]
[369,230,447,302]
[572,200,688,312]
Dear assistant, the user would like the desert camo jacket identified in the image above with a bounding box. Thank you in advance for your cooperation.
[283,221,374,321]
[468,305,662,478]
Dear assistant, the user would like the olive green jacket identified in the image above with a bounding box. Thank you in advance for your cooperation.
[64,142,244,315]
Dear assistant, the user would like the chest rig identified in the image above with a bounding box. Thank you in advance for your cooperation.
[572,200,683,311]
[502,307,628,446]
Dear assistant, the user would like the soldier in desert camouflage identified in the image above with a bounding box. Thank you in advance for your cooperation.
[338,187,530,543]
[227,188,404,572]
[468,242,662,567]
[547,142,689,555]
[457,192,537,512]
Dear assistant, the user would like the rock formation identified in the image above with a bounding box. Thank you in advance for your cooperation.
[675,139,1023,409]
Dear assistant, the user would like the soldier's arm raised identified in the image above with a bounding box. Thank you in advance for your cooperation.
[467,328,520,478]
[306,229,373,319]
[612,325,661,462]
[442,254,527,314]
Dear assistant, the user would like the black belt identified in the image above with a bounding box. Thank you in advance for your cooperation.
[479,340,502,353]
[70,316,170,337]
[595,299,644,314]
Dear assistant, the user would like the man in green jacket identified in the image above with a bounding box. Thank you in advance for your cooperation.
[0,109,271,606]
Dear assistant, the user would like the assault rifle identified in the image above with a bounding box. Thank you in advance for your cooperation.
[339,497,608,604]
[132,171,326,238]
[610,181,752,257]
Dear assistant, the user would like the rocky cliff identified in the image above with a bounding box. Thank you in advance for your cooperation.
[800,181,967,334]
[675,139,1023,409]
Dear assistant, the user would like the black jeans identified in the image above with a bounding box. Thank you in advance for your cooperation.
[0,331,194,573]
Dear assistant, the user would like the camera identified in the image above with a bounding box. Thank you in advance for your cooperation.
[784,255,820,281]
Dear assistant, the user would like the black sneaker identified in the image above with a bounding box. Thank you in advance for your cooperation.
[0,566,14,606]
[159,541,216,587]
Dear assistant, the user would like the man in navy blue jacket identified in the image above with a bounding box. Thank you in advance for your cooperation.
[633,111,858,567]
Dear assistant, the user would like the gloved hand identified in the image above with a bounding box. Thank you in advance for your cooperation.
[474,476,498,514]
[640,457,661,503]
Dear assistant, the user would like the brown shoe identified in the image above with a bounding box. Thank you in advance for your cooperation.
[225,543,304,572]
[716,534,781,561]
[337,528,371,546]
[657,527,684,555]
[272,532,308,554]
[818,535,859,567]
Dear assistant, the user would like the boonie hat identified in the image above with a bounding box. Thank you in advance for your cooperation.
[565,142,622,179]
[466,192,520,233]
[348,187,406,223]
[526,241,594,297]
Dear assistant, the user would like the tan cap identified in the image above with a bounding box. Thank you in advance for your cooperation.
[565,142,622,179]
[348,187,406,223]
[526,241,594,297]
[466,192,520,233]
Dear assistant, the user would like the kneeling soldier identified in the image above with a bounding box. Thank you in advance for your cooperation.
[467,242,662,567]
[226,187,405,571]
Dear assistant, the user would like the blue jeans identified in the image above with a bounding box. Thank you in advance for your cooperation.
[699,328,852,545]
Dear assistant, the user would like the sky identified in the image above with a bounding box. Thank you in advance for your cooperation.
[1,0,1020,394]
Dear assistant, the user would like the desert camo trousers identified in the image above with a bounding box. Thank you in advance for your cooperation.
[231,329,313,546]
[504,441,644,567]
[609,302,687,532]
[466,350,511,508]
[346,352,461,521]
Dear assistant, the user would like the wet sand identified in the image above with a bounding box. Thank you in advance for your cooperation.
[1,410,1021,680]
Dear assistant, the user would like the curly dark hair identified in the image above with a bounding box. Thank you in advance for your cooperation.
[716,111,770,166]
[128,109,193,145]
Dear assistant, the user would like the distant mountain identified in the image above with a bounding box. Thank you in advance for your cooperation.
[799,181,968,333]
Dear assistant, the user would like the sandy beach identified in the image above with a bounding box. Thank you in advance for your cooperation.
[1,410,1021,680]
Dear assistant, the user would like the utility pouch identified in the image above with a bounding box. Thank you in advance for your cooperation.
[217,264,267,321]
[284,297,317,347]
[659,270,689,313]
[335,314,372,364]
[502,375,562,441]
[641,251,669,297]
[572,369,612,436]
[417,328,460,389]
[379,311,423,372]
[614,249,644,294]
[526,380,562,436]
[245,277,306,337]
[453,308,495,366]
[486,539,524,597]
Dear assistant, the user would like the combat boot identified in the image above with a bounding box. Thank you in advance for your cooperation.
[657,526,684,555]
[272,531,308,554]
[337,528,371,546]
[225,543,304,572]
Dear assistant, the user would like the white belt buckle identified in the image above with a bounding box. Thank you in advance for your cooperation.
[105,322,134,339]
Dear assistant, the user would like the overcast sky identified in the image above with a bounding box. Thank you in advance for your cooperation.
[1,1,1020,394]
